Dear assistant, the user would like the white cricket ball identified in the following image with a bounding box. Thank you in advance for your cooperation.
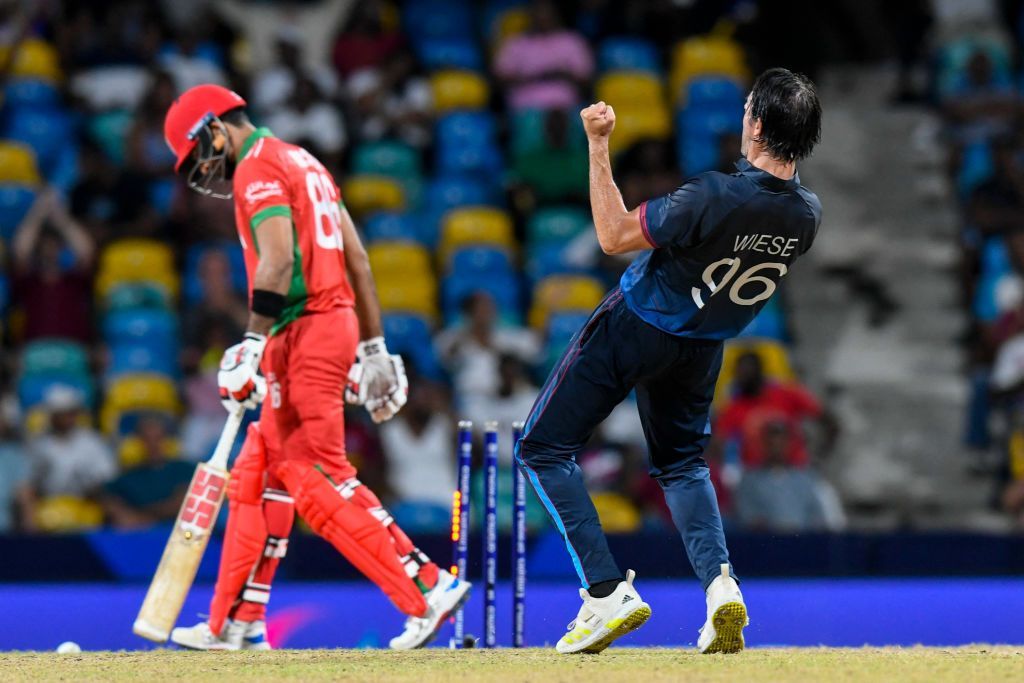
[56,641,81,654]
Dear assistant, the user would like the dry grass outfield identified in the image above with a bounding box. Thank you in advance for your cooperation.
[3,647,1024,682]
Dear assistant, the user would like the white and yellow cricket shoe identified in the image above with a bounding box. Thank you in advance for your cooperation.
[556,569,652,654]
[697,564,748,654]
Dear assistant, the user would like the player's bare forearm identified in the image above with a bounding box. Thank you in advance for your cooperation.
[339,206,384,340]
[582,102,651,255]
[248,215,295,336]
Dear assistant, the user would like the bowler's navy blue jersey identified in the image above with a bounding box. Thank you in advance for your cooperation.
[620,158,822,339]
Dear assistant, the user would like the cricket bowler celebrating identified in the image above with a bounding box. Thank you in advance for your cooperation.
[515,68,822,654]
[162,84,469,650]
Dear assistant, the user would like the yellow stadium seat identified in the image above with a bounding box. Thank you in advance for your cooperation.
[492,8,530,50]
[101,374,181,434]
[595,72,665,109]
[367,242,433,279]
[118,435,182,468]
[607,104,671,155]
[529,275,606,329]
[377,279,438,319]
[592,492,642,533]
[431,70,490,113]
[439,207,515,264]
[34,496,104,532]
[670,36,749,102]
[714,339,796,407]
[341,175,406,217]
[23,407,91,436]
[95,239,179,300]
[5,38,63,83]
[0,141,41,184]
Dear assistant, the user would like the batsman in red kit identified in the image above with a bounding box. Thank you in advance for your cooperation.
[161,84,470,650]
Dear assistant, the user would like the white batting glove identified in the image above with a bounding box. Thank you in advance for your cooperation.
[345,337,408,424]
[218,333,267,413]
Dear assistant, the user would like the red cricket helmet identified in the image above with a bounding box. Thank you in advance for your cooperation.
[164,84,247,173]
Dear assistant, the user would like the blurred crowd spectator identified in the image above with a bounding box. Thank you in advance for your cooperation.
[0,0,837,536]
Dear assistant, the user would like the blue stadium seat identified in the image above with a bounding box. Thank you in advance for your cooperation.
[525,242,590,283]
[443,271,521,323]
[598,37,661,74]
[417,39,484,71]
[18,373,94,410]
[436,112,498,150]
[686,77,744,109]
[540,311,591,375]
[957,141,994,200]
[422,176,500,245]
[678,106,743,137]
[449,245,514,276]
[390,501,453,534]
[679,134,720,175]
[404,1,475,42]
[0,184,36,241]
[382,314,445,380]
[3,108,73,176]
[107,343,178,378]
[363,212,423,245]
[737,297,787,341]
[4,79,60,109]
[103,309,178,349]
[436,140,503,176]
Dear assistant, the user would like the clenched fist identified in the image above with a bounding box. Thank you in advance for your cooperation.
[580,101,616,139]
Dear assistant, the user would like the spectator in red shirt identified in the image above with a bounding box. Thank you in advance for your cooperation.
[713,352,837,468]
[12,188,95,345]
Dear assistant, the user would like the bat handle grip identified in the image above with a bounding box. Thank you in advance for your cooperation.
[207,408,246,472]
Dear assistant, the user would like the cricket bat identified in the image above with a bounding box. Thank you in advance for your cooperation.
[132,406,246,643]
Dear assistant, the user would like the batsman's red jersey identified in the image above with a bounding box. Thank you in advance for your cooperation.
[230,127,358,476]
[232,127,355,335]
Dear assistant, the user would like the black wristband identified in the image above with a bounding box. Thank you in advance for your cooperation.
[251,289,287,319]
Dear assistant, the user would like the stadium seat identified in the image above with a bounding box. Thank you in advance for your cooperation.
[529,275,606,329]
[437,112,498,149]
[736,296,787,342]
[936,36,1013,100]
[351,140,421,180]
[3,108,74,175]
[101,374,181,435]
[103,308,177,347]
[527,206,592,245]
[540,310,591,375]
[439,206,516,263]
[86,109,133,165]
[490,7,530,50]
[33,496,103,532]
[430,70,490,113]
[107,343,178,379]
[670,36,749,102]
[340,175,406,217]
[118,432,181,468]
[598,37,661,74]
[95,239,179,300]
[377,279,439,319]
[509,108,587,159]
[0,141,41,184]
[4,38,63,83]
[417,38,484,71]
[422,176,501,246]
[382,314,445,380]
[608,105,671,155]
[442,271,521,323]
[362,212,423,245]
[595,71,664,109]
[436,139,503,176]
[103,282,173,312]
[367,242,433,278]
[22,339,90,378]
[0,184,36,240]
[4,78,60,109]
[685,76,745,109]
[525,242,592,283]
[448,245,514,276]
[403,1,475,42]
[18,373,95,411]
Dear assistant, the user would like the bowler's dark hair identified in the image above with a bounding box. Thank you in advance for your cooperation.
[748,68,821,162]
[220,107,251,127]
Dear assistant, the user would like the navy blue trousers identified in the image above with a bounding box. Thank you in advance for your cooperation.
[514,289,732,590]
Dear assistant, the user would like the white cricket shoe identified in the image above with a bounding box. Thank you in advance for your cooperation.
[697,564,748,654]
[171,619,271,651]
[389,569,472,650]
[556,569,652,654]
